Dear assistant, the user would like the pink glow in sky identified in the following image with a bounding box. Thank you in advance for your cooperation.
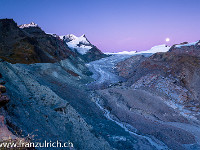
[1,0,200,52]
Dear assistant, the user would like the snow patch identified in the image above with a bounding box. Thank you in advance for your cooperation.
[175,41,199,48]
[105,45,170,56]
[139,44,171,54]
[47,33,60,38]
[105,51,137,55]
[19,22,38,29]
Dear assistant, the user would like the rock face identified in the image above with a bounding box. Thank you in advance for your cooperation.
[0,115,18,142]
[117,47,200,112]
[169,40,200,56]
[0,74,9,107]
[116,55,146,79]
[0,19,77,64]
[0,73,20,145]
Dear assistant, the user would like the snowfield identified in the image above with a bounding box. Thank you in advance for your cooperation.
[139,44,171,53]
[106,44,171,55]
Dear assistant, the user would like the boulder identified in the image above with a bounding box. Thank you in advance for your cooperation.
[0,115,17,142]
[0,79,6,85]
[0,85,6,93]
[0,95,9,107]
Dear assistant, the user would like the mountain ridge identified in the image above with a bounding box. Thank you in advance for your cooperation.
[0,19,106,64]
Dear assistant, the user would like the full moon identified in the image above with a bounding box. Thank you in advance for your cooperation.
[166,38,170,42]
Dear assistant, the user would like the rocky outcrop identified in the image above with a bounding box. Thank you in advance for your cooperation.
[116,55,147,79]
[0,74,9,107]
[0,19,76,64]
[116,44,200,99]
[0,73,23,147]
[80,46,107,62]
[0,115,16,142]
[115,45,200,116]
[169,40,200,56]
[134,52,200,110]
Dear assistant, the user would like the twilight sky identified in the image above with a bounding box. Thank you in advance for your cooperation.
[1,0,200,52]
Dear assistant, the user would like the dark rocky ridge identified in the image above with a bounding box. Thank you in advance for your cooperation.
[80,46,107,62]
[0,19,76,64]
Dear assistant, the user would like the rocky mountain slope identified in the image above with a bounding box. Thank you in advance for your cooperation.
[117,41,200,113]
[0,19,74,64]
[87,42,200,150]
[0,73,27,148]
[0,19,115,150]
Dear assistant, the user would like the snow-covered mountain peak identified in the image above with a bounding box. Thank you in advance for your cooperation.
[19,22,38,29]
[60,34,90,43]
[81,34,86,38]
[60,34,92,55]
[63,34,77,41]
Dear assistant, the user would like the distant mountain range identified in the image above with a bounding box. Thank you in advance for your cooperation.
[0,19,105,64]
[106,44,171,55]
